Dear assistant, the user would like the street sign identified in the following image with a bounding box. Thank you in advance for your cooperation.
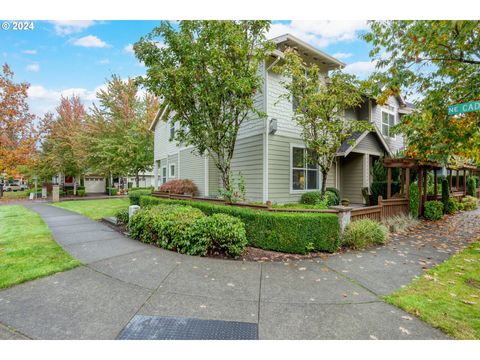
[448,100,480,115]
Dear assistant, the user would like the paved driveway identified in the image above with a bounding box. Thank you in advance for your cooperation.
[1,204,478,340]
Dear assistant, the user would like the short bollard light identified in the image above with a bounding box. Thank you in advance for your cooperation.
[129,205,140,220]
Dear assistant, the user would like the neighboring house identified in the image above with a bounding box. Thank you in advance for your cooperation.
[53,170,156,194]
[151,33,412,205]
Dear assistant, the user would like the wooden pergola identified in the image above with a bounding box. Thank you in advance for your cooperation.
[447,163,480,196]
[382,158,443,216]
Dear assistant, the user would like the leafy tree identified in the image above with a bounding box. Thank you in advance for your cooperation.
[37,96,87,181]
[363,20,480,164]
[133,20,273,191]
[274,49,372,194]
[0,63,37,176]
[85,75,158,186]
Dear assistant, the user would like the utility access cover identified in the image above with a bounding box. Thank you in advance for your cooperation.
[118,315,258,340]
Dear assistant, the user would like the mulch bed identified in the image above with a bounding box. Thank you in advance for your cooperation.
[100,208,480,263]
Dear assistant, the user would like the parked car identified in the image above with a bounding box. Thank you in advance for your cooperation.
[3,183,22,192]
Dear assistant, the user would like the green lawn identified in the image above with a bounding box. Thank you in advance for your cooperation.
[0,205,80,289]
[385,240,480,339]
[52,198,130,220]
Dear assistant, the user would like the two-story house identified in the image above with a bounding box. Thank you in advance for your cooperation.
[150,33,412,205]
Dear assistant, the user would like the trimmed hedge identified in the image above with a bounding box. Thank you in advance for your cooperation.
[424,201,443,221]
[444,198,460,215]
[441,178,449,213]
[129,189,152,205]
[139,195,340,254]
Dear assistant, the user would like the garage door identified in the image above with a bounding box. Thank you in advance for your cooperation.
[85,177,106,194]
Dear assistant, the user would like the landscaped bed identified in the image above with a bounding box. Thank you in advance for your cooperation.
[0,205,80,289]
[52,198,130,220]
[385,239,480,339]
[137,195,341,254]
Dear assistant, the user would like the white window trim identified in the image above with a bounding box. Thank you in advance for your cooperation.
[381,108,396,140]
[289,143,321,194]
[169,163,176,178]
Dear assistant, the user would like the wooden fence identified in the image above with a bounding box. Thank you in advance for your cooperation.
[351,196,409,222]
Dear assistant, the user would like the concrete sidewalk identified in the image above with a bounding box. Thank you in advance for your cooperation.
[3,204,477,340]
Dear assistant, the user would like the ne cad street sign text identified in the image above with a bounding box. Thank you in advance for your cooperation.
[448,100,480,115]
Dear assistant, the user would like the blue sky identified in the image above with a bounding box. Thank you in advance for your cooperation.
[0,20,375,118]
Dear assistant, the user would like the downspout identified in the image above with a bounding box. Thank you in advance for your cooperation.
[263,55,281,203]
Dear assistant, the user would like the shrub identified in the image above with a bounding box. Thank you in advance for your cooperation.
[467,177,476,197]
[129,189,152,205]
[300,191,322,205]
[115,208,130,225]
[107,187,118,196]
[424,201,444,221]
[77,189,86,197]
[461,196,478,211]
[343,219,388,250]
[409,183,419,218]
[326,187,340,200]
[189,214,247,258]
[159,179,198,196]
[139,195,340,253]
[441,178,449,213]
[129,205,205,251]
[323,190,339,206]
[444,198,460,215]
[66,189,74,196]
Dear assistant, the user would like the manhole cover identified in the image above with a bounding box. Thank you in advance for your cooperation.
[118,315,258,340]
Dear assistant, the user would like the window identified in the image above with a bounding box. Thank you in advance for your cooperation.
[381,111,395,138]
[169,164,175,178]
[161,166,167,184]
[169,122,175,141]
[292,95,298,112]
[291,146,319,191]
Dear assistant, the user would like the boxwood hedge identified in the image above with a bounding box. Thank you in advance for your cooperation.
[139,195,340,254]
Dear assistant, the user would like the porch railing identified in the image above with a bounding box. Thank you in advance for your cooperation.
[351,196,409,222]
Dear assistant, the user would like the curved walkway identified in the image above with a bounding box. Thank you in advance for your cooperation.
[1,204,478,340]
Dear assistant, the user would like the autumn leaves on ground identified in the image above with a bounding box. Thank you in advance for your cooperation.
[386,239,480,339]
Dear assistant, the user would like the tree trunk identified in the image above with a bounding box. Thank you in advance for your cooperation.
[135,170,140,188]
[321,169,328,195]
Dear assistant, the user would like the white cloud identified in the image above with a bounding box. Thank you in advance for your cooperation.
[99,58,110,64]
[124,43,134,54]
[50,20,96,36]
[27,84,104,117]
[22,49,37,55]
[268,20,368,48]
[72,35,110,48]
[332,52,352,59]
[26,63,40,72]
[344,60,377,78]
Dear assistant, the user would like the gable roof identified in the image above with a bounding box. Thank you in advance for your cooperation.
[149,103,169,131]
[337,125,392,157]
[270,33,345,70]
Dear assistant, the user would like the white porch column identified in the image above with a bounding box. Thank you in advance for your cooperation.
[153,161,159,190]
[362,154,370,189]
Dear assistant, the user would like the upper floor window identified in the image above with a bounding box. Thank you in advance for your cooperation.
[292,95,298,112]
[291,146,319,191]
[169,122,175,141]
[381,111,395,138]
